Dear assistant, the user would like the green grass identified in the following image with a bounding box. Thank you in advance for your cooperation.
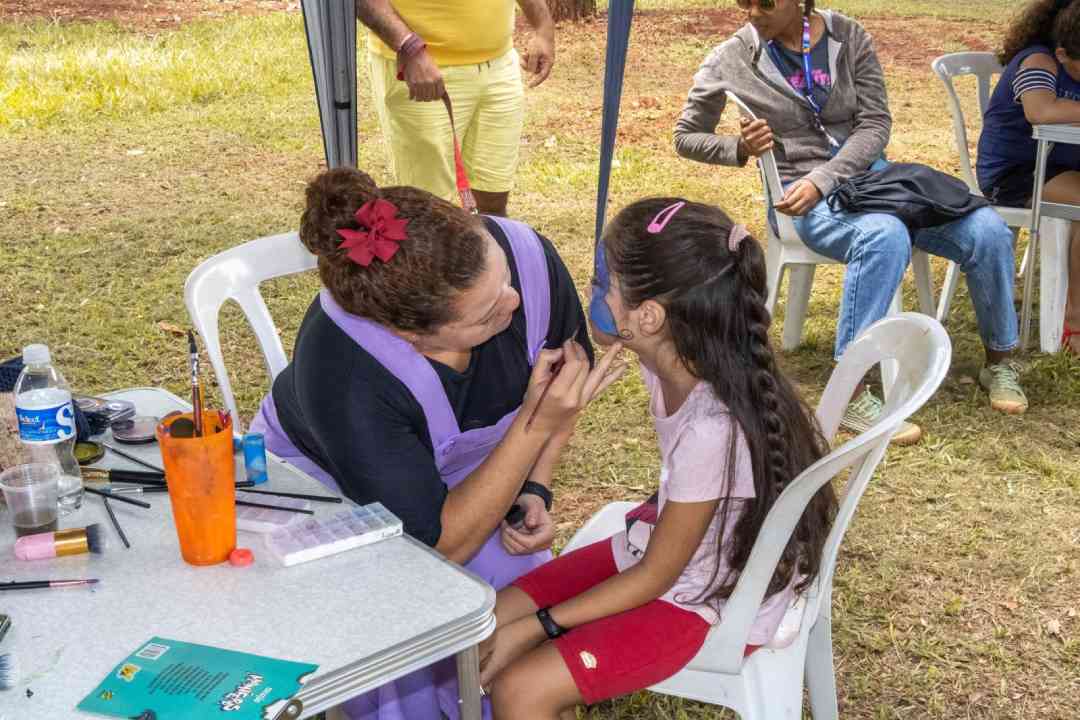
[1,3,1078,719]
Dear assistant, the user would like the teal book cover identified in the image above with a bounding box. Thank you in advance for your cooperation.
[77,637,318,719]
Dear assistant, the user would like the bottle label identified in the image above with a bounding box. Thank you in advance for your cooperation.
[16,401,76,444]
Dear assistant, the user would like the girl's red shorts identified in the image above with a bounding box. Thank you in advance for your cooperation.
[513,538,760,705]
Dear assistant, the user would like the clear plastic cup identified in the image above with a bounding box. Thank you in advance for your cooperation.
[0,463,60,538]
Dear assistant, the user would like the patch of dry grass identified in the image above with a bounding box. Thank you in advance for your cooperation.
[1,3,1078,718]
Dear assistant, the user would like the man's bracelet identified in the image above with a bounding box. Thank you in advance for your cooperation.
[395,32,427,81]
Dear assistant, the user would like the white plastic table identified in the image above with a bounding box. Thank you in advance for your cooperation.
[1021,124,1080,348]
[0,388,493,720]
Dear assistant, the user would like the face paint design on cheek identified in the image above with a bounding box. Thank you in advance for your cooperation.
[589,239,620,337]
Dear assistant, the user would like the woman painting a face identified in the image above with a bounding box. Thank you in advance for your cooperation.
[249,167,625,720]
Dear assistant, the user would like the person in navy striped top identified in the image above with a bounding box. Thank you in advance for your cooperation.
[977,0,1080,354]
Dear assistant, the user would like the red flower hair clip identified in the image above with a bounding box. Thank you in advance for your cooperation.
[335,198,410,267]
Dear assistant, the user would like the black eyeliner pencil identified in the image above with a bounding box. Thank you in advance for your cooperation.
[102,497,131,549]
[238,488,342,504]
[100,442,165,473]
[235,499,314,516]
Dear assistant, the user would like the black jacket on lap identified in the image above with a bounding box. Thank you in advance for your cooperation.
[826,162,989,229]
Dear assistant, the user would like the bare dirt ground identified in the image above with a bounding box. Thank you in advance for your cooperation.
[0,0,297,29]
[1,1,996,70]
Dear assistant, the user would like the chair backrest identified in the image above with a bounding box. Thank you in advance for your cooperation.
[724,91,802,247]
[696,312,951,674]
[183,232,317,421]
[931,52,1003,194]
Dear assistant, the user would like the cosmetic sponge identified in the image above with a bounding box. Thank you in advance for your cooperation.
[229,548,254,567]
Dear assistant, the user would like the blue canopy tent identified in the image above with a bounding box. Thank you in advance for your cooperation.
[594,0,635,242]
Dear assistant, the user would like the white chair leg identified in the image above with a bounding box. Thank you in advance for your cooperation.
[805,616,839,720]
[935,261,962,324]
[1019,227,1034,279]
[782,264,815,351]
[911,250,935,316]
[765,235,784,316]
[880,290,901,396]
[1040,219,1070,353]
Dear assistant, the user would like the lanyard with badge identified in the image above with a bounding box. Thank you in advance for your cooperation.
[766,15,841,155]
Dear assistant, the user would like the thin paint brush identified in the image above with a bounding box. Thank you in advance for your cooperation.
[102,497,131,549]
[83,468,165,487]
[0,579,100,591]
[188,330,204,437]
[83,486,151,509]
[101,442,164,473]
[238,488,342,504]
[0,616,16,691]
[108,481,254,495]
[235,499,314,516]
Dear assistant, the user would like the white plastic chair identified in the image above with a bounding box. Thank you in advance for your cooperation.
[184,232,316,421]
[724,92,937,352]
[562,312,952,720]
[932,52,1070,352]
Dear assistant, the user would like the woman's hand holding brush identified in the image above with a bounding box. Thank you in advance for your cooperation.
[521,337,627,436]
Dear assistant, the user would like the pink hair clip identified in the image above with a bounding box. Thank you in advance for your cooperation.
[728,223,750,252]
[647,201,685,234]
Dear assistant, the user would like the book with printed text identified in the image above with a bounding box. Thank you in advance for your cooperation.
[77,636,317,719]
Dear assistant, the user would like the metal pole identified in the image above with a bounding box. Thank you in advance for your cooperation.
[594,0,635,243]
[1021,136,1053,349]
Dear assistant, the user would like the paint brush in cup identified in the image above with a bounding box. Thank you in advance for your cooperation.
[187,330,204,437]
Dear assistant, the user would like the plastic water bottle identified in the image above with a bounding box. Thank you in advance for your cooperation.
[14,344,84,515]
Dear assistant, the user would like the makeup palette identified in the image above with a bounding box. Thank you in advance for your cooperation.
[264,503,402,567]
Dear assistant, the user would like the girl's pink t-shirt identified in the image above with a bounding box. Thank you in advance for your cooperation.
[609,364,799,645]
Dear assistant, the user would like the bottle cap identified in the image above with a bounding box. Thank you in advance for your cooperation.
[22,344,50,365]
[229,548,254,567]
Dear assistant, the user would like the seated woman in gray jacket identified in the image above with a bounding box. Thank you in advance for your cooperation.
[674,0,1027,442]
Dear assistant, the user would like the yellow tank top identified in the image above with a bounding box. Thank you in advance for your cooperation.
[369,1,515,67]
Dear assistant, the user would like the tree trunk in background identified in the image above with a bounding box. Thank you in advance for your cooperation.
[546,0,596,22]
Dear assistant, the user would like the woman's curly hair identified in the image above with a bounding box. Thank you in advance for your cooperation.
[1000,0,1080,65]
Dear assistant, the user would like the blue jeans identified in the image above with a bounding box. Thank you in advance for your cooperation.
[787,170,1019,360]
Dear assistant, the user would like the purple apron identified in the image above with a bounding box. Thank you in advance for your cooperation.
[250,217,553,719]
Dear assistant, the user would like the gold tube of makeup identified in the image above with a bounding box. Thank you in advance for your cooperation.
[53,528,91,557]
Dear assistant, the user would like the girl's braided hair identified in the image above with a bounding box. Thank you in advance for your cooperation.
[603,198,836,602]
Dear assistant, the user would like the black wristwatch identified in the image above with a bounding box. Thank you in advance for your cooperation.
[519,480,553,511]
[536,607,568,640]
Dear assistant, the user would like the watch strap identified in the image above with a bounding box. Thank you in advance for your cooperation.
[519,480,553,511]
[536,607,567,640]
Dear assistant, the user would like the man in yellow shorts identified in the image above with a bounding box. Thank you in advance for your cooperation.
[356,0,556,216]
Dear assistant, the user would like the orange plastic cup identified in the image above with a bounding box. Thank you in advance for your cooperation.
[156,411,236,565]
